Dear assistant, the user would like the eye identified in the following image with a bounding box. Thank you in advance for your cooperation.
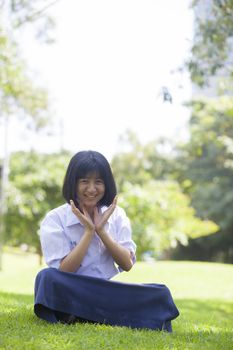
[96,179,104,185]
[79,179,88,184]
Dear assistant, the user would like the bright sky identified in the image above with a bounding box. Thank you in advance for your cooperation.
[2,0,193,161]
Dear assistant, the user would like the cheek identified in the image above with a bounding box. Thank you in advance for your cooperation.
[100,185,105,194]
[97,186,105,198]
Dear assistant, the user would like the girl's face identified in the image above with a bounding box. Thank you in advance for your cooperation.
[76,172,105,211]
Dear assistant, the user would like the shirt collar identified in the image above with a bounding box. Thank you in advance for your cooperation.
[65,204,81,227]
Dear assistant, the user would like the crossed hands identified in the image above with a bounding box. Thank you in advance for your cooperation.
[70,196,117,236]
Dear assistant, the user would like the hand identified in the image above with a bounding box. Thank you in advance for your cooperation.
[70,200,95,233]
[93,196,117,235]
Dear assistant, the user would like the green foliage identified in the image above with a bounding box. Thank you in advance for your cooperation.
[4,151,71,253]
[111,131,174,190]
[111,131,218,260]
[1,0,56,43]
[0,30,48,129]
[4,147,218,260]
[188,0,233,87]
[178,0,233,262]
[119,180,218,260]
[0,0,56,125]
[174,96,233,262]
[0,24,50,127]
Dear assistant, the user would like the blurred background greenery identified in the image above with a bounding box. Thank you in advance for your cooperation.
[1,0,233,269]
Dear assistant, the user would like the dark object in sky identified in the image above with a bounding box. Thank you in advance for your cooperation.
[162,86,173,103]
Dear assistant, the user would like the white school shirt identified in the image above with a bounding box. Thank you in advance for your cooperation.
[39,203,136,279]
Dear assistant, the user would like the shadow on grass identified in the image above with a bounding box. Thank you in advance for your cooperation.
[0,291,233,350]
[175,298,233,323]
[1,290,232,329]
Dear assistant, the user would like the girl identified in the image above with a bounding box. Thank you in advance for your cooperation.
[34,150,179,331]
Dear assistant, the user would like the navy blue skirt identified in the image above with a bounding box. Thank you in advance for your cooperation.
[34,268,179,332]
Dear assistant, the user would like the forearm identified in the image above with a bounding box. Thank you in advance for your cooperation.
[98,230,133,271]
[59,230,94,273]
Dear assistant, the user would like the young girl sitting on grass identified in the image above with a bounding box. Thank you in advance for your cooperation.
[34,150,179,331]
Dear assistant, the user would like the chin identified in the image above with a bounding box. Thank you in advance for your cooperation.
[84,201,98,208]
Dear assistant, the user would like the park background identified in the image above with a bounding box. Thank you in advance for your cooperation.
[0,1,233,349]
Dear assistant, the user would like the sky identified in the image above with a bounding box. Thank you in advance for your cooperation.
[1,0,194,161]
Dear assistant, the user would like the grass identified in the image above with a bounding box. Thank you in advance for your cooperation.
[0,251,233,349]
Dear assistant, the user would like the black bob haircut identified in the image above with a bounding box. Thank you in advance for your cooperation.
[62,150,117,207]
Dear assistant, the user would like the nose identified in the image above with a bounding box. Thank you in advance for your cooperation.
[86,181,97,192]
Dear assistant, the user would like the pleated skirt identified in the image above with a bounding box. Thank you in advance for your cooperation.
[34,268,179,332]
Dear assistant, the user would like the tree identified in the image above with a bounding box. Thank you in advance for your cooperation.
[4,150,217,263]
[0,27,49,125]
[173,0,233,262]
[0,0,56,43]
[187,0,233,88]
[173,96,233,262]
[0,0,57,268]
[4,151,71,262]
[0,0,56,121]
[111,130,174,190]
[111,131,218,259]
[119,180,218,260]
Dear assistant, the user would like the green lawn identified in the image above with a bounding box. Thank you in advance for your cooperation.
[0,251,232,350]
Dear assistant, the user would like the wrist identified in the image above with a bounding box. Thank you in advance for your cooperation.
[96,228,107,237]
[85,228,95,236]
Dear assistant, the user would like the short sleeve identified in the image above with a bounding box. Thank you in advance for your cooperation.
[39,213,71,269]
[114,206,137,265]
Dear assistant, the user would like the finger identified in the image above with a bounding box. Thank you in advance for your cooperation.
[70,200,82,217]
[112,196,118,208]
[112,195,118,206]
[82,206,89,217]
[103,203,116,221]
[107,196,117,212]
[70,199,76,210]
